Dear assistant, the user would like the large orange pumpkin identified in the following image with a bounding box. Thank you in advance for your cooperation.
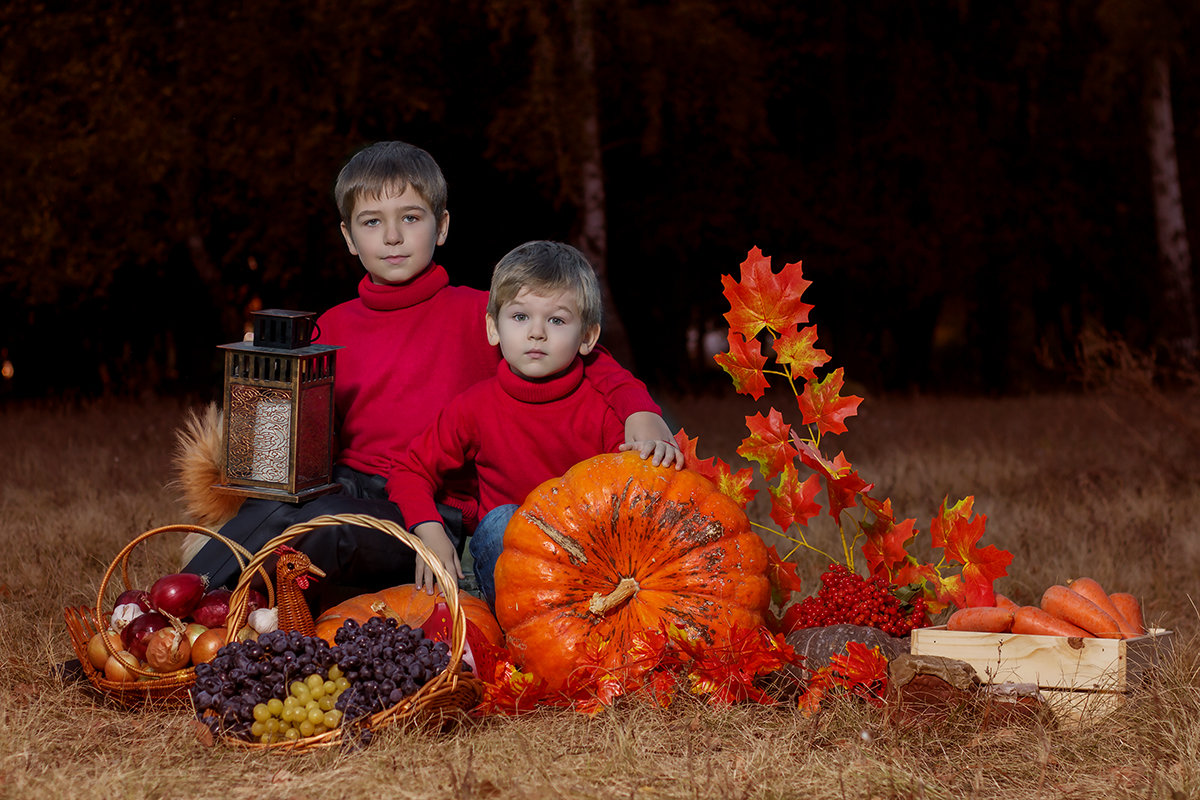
[495,451,770,690]
[314,584,504,648]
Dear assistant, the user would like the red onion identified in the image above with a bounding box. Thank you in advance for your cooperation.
[246,588,268,613]
[149,573,207,618]
[191,589,232,628]
[121,611,169,661]
[114,588,151,611]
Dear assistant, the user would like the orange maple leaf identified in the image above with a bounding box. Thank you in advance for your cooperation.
[721,247,814,340]
[737,408,798,481]
[768,463,822,532]
[714,333,770,399]
[930,496,1013,608]
[673,429,757,508]
[772,325,830,382]
[796,367,863,436]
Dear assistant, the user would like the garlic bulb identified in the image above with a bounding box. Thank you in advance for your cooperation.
[109,602,144,632]
[247,606,279,635]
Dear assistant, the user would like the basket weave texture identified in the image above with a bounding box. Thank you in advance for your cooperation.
[206,513,485,752]
[63,523,265,708]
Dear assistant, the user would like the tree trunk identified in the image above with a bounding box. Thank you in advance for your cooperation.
[1144,51,1198,369]
[568,0,635,368]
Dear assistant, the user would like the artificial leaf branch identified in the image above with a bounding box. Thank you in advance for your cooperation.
[676,247,1013,617]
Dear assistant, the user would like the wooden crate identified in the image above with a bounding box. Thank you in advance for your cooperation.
[910,626,1174,722]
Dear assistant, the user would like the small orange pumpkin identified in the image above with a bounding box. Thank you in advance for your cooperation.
[314,584,504,648]
[495,451,770,690]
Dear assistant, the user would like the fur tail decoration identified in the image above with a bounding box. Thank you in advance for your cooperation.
[169,402,245,538]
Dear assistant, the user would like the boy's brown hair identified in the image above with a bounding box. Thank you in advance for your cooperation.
[334,141,448,224]
[488,241,603,332]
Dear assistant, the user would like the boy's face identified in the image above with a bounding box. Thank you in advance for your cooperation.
[486,287,601,380]
[340,184,449,285]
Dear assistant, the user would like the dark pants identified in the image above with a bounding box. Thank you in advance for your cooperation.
[183,465,464,613]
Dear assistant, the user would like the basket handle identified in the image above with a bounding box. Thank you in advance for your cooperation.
[224,514,471,674]
[93,523,272,676]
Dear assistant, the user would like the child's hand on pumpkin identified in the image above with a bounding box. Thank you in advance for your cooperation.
[620,438,685,470]
[411,521,464,594]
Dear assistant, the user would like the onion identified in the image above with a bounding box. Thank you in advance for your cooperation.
[246,588,268,613]
[114,588,151,611]
[190,588,232,628]
[190,627,226,665]
[149,572,208,618]
[104,651,139,682]
[121,611,169,661]
[184,622,209,645]
[145,627,191,672]
[86,630,123,670]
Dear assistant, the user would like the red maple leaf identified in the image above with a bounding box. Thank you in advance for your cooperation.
[714,333,770,400]
[476,659,553,716]
[796,368,863,436]
[678,625,795,705]
[860,503,918,577]
[673,429,757,508]
[764,543,806,608]
[826,642,889,705]
[721,247,814,341]
[768,463,822,532]
[796,442,873,521]
[737,408,798,481]
[772,325,830,382]
[673,428,715,475]
[930,496,1013,608]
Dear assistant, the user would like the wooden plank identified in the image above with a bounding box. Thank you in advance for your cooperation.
[909,627,1172,691]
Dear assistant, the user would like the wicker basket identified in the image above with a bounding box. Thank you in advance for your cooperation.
[63,523,267,708]
[205,513,485,752]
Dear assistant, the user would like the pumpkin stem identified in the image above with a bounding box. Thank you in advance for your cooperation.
[589,577,640,615]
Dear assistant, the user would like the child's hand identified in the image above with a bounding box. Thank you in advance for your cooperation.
[620,438,685,470]
[411,521,464,595]
[621,412,683,469]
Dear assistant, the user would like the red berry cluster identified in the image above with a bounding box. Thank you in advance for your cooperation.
[788,564,929,636]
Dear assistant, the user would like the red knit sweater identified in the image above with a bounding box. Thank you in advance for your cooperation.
[316,264,658,524]
[387,357,626,527]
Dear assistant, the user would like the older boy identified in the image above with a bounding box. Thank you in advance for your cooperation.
[388,241,683,607]
[185,142,676,607]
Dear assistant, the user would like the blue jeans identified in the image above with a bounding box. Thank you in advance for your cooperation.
[469,504,518,610]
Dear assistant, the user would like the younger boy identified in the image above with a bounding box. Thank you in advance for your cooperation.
[388,241,684,607]
[184,142,676,608]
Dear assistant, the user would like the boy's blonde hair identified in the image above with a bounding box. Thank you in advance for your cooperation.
[488,241,603,332]
[334,141,447,224]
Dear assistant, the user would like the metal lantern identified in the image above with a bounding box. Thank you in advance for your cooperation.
[214,309,341,502]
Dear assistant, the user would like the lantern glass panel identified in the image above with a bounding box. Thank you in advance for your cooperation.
[226,384,293,484]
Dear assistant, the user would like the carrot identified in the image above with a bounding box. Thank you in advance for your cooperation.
[1109,592,1146,636]
[1040,584,1123,639]
[947,606,1015,633]
[1011,605,1092,637]
[994,593,1019,612]
[1067,577,1140,638]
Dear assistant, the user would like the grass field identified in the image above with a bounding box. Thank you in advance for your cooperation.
[1,387,1198,799]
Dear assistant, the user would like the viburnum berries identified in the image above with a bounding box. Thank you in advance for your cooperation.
[785,564,928,637]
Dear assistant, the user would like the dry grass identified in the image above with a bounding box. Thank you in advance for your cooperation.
[2,390,1199,799]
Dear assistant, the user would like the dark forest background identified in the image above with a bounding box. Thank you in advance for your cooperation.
[2,0,1198,400]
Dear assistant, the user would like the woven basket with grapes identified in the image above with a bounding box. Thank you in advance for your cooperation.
[192,514,484,752]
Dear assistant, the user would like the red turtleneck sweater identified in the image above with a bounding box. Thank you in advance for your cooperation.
[316,264,658,526]
[387,357,625,528]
